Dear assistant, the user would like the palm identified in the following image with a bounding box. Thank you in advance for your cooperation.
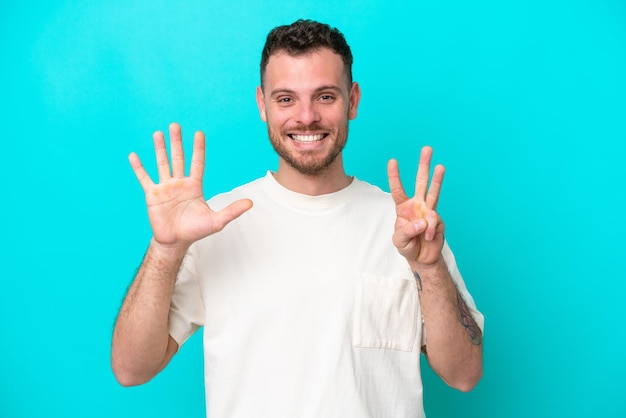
[144,176,216,245]
[387,146,445,266]
[130,123,252,248]
[393,197,444,264]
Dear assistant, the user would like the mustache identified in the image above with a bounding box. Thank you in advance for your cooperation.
[286,123,328,132]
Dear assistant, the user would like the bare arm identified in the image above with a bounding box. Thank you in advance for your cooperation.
[111,241,184,386]
[111,123,252,386]
[387,147,483,392]
[411,259,483,392]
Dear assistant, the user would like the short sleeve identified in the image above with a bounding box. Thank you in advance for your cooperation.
[168,244,205,347]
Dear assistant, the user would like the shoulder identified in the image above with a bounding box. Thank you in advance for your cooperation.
[343,178,396,225]
[351,178,394,207]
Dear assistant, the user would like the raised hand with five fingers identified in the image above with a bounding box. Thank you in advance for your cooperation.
[387,146,445,267]
[111,123,254,387]
[129,122,253,251]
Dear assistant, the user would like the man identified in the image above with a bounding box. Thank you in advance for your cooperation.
[112,19,483,418]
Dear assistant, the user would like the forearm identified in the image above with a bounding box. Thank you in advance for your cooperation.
[111,239,187,386]
[412,257,483,391]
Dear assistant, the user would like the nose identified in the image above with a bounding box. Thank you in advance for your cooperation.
[295,101,321,126]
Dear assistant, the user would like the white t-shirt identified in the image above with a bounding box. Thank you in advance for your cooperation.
[169,172,483,418]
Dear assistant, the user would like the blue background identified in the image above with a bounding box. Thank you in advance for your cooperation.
[2,1,625,417]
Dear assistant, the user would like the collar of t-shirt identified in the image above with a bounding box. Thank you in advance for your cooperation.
[261,171,360,214]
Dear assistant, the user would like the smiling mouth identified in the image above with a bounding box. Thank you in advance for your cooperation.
[288,133,328,143]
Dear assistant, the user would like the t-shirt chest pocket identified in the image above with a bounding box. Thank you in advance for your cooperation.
[352,273,419,352]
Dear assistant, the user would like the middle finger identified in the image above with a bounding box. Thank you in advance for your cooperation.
[414,146,433,200]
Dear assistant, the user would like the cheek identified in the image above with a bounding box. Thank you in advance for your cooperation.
[321,107,348,124]
[266,108,290,125]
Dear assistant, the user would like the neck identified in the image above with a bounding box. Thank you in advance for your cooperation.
[273,155,352,196]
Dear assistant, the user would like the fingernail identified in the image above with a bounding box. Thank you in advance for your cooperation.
[414,220,426,231]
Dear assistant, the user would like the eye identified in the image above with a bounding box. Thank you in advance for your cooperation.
[319,95,334,102]
[277,96,293,104]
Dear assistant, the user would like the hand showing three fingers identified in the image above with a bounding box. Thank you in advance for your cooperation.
[129,123,253,251]
[388,146,445,266]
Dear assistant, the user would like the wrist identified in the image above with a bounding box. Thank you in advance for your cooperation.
[409,255,445,275]
[148,238,189,263]
[409,257,447,290]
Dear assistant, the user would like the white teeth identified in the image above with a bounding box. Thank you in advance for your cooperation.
[291,134,324,143]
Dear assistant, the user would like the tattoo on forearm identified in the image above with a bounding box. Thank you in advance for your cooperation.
[456,292,482,346]
[412,271,423,291]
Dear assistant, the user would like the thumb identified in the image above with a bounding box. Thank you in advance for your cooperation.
[212,199,253,232]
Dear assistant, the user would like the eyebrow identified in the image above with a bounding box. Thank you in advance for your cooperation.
[269,85,344,98]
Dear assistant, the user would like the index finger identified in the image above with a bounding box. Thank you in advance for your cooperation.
[188,130,206,181]
[425,164,445,210]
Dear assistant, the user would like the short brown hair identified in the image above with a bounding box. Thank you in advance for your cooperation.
[260,19,353,88]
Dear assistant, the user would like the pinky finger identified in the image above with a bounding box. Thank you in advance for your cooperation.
[128,152,154,192]
[424,211,439,241]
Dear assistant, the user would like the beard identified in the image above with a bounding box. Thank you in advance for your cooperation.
[267,121,349,176]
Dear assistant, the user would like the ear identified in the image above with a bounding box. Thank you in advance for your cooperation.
[256,86,267,122]
[348,82,361,120]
